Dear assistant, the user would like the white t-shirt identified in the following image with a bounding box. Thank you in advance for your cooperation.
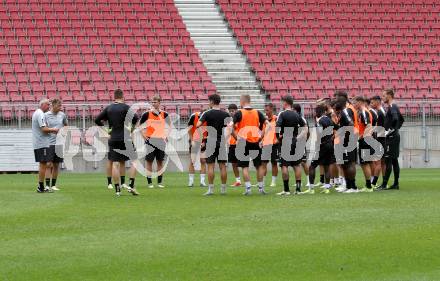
[45,111,68,145]
[32,108,49,149]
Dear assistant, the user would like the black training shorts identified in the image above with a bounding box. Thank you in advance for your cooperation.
[278,141,303,167]
[236,141,262,168]
[358,138,373,165]
[205,140,227,164]
[145,138,167,162]
[376,137,386,160]
[261,143,280,164]
[47,145,64,163]
[228,144,238,164]
[108,140,135,162]
[34,147,50,163]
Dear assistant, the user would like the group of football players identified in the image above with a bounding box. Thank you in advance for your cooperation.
[187,89,403,196]
[32,88,403,197]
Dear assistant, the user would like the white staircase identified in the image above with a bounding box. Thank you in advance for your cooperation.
[174,0,265,106]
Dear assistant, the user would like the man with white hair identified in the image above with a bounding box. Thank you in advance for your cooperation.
[32,98,59,193]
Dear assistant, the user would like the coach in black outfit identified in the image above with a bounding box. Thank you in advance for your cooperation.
[377,89,404,191]
[95,89,139,195]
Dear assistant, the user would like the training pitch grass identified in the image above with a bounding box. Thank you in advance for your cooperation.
[0,169,439,281]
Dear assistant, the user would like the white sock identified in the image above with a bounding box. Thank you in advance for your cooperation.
[208,184,214,193]
[221,184,226,193]
[330,178,334,185]
[306,177,310,186]
[341,177,346,186]
[258,181,264,189]
[189,174,194,183]
[200,174,206,184]
[245,181,251,189]
[271,176,277,183]
[236,177,241,183]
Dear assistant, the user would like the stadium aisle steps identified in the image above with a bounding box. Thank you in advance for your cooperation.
[174,0,265,106]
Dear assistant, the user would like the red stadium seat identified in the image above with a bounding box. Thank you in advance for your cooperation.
[217,0,440,101]
[0,0,213,104]
[90,106,104,118]
[1,0,438,107]
[64,106,78,119]
[1,107,13,121]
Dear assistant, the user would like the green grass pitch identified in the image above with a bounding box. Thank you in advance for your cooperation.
[1,169,439,281]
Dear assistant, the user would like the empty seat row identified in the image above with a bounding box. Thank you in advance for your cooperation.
[0,0,216,103]
[218,0,440,101]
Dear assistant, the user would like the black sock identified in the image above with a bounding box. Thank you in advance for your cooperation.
[51,178,57,187]
[351,179,358,190]
[295,180,301,192]
[120,176,125,185]
[371,176,378,185]
[158,175,163,184]
[283,179,290,192]
[392,159,400,185]
[115,184,121,193]
[45,178,50,187]
[147,177,152,184]
[319,175,324,184]
[129,178,135,188]
[39,181,45,190]
[346,179,353,189]
[107,177,112,185]
[366,179,372,188]
[383,159,392,186]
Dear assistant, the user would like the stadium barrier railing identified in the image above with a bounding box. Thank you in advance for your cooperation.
[0,100,439,163]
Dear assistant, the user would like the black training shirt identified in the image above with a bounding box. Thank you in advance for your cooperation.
[316,115,333,145]
[95,102,138,141]
[376,107,386,127]
[369,108,378,126]
[199,108,231,141]
[276,109,306,139]
[359,109,371,126]
[384,104,402,132]
[188,112,197,127]
[338,108,355,146]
